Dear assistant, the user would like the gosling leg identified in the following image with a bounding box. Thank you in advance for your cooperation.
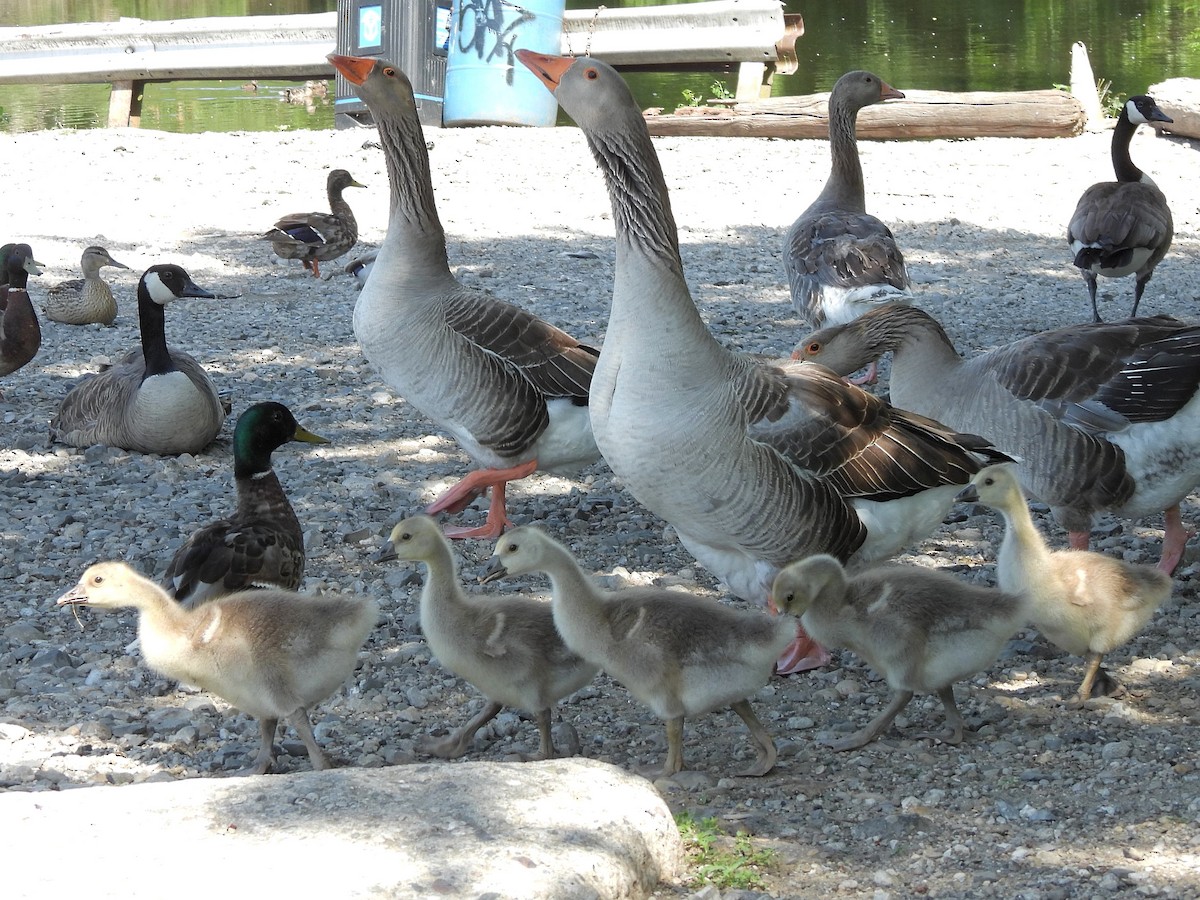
[825,689,913,752]
[533,707,558,760]
[1068,651,1108,708]
[417,700,503,759]
[288,708,331,771]
[651,716,686,778]
[915,684,965,745]
[730,699,777,777]
[239,717,280,776]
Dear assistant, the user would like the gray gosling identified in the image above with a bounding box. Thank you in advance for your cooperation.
[376,515,598,759]
[57,561,377,775]
[773,555,1027,750]
[486,526,794,778]
[959,463,1172,706]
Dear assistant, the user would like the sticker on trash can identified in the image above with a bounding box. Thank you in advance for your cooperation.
[357,4,383,52]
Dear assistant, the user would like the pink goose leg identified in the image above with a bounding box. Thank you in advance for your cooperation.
[425,459,539,540]
[768,593,832,674]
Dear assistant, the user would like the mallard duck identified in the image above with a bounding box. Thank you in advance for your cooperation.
[516,51,1007,674]
[783,70,910,384]
[959,464,1171,707]
[343,250,376,288]
[486,526,795,778]
[260,168,365,278]
[1068,95,1174,322]
[375,515,598,759]
[42,245,130,326]
[794,304,1200,573]
[773,554,1027,749]
[0,243,44,378]
[49,263,226,455]
[162,401,329,609]
[328,54,600,540]
[57,561,378,774]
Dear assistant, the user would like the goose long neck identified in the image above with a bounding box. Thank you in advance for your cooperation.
[817,96,866,212]
[137,293,176,378]
[536,544,601,613]
[996,491,1053,570]
[376,112,450,276]
[1110,111,1144,183]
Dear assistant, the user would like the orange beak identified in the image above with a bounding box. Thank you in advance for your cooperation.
[514,49,574,94]
[328,53,376,86]
[879,80,905,102]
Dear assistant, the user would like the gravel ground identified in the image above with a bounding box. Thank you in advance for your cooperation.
[1,119,1198,899]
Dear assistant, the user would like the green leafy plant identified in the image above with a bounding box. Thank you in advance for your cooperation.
[675,811,776,890]
[680,88,704,108]
[708,79,734,102]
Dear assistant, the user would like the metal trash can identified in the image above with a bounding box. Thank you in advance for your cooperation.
[443,0,565,127]
[334,0,451,127]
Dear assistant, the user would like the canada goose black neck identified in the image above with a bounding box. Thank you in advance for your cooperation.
[136,265,213,380]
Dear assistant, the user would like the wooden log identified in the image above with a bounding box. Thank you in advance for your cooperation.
[1148,78,1200,141]
[644,89,1086,140]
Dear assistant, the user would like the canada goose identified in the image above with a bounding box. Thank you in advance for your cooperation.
[1067,95,1174,322]
[57,561,377,774]
[162,401,329,608]
[773,554,1027,749]
[794,304,1200,573]
[516,50,1007,674]
[784,70,909,383]
[260,168,365,278]
[376,515,597,759]
[328,54,600,540]
[49,264,226,455]
[958,463,1171,706]
[0,242,44,378]
[42,245,130,326]
[486,526,795,778]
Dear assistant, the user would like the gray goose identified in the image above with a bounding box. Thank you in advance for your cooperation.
[1067,95,1174,322]
[260,168,365,278]
[0,243,44,378]
[773,554,1027,749]
[486,526,794,778]
[795,303,1200,573]
[329,54,600,540]
[49,264,226,455]
[58,561,377,775]
[959,464,1171,707]
[163,401,329,608]
[43,245,130,326]
[517,51,1007,674]
[783,70,909,383]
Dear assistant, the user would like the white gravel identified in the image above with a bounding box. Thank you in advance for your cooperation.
[1,120,1199,899]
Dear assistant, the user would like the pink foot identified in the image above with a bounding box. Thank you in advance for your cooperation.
[775,622,831,675]
[426,459,538,540]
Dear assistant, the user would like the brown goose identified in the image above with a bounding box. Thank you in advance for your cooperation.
[0,243,44,378]
[795,304,1200,573]
[783,70,909,383]
[163,401,329,608]
[517,51,1007,673]
[328,54,600,540]
[1068,95,1173,322]
[43,245,130,326]
[260,168,365,278]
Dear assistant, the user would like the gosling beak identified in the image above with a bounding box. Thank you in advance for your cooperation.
[372,540,397,564]
[955,484,980,503]
[480,557,508,584]
[55,584,89,606]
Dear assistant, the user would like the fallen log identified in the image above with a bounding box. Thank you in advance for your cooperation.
[644,89,1086,139]
[1148,78,1200,141]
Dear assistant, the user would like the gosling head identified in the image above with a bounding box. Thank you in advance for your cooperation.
[955,462,1023,509]
[57,561,148,611]
[771,554,847,616]
[373,514,447,564]
[482,525,550,584]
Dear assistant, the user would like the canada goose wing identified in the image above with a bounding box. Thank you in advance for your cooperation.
[49,353,144,443]
[1068,182,1173,256]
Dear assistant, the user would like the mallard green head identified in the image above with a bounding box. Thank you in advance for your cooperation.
[233,401,329,478]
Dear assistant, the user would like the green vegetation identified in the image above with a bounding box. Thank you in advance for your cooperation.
[678,80,734,110]
[675,811,777,891]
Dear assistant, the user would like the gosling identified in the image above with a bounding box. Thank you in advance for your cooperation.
[486,526,794,778]
[959,463,1172,706]
[57,561,377,774]
[773,555,1027,749]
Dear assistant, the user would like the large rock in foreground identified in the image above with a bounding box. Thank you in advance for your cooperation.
[2,758,683,898]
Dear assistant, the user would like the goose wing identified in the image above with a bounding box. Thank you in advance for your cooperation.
[1068,182,1173,257]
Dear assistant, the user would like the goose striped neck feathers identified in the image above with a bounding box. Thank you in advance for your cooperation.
[814,70,904,215]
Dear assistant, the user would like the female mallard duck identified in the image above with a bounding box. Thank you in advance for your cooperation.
[42,245,130,326]
[162,401,329,608]
[57,561,377,774]
[783,70,910,383]
[49,263,226,455]
[375,515,598,759]
[958,464,1171,707]
[794,304,1200,573]
[260,168,365,278]
[1068,95,1174,322]
[0,243,44,378]
[516,51,1007,674]
[485,526,794,778]
[773,555,1027,749]
[328,54,600,540]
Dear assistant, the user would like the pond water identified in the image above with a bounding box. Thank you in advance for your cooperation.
[1,0,1196,133]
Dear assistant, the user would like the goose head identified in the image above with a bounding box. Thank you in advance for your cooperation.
[831,70,905,113]
[516,51,643,132]
[57,561,148,611]
[955,462,1024,509]
[1124,95,1172,128]
[329,54,419,116]
[374,514,448,564]
[232,401,328,478]
[81,245,130,276]
[771,554,847,617]
[139,263,214,307]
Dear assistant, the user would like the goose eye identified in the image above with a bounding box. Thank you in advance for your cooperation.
[91,575,104,585]
[806,342,820,354]
[983,477,994,486]
[400,531,411,542]
[506,542,518,553]
[584,68,599,81]
[383,67,396,77]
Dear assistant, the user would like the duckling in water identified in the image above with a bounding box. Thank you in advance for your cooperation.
[773,555,1027,749]
[959,463,1172,707]
[486,526,794,778]
[57,561,377,774]
[376,515,597,759]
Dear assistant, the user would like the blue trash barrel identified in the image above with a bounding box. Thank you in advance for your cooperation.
[443,0,566,126]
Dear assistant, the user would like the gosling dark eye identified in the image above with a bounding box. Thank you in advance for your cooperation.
[584,68,599,81]
[506,542,518,553]
[983,477,994,486]
[91,575,104,585]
